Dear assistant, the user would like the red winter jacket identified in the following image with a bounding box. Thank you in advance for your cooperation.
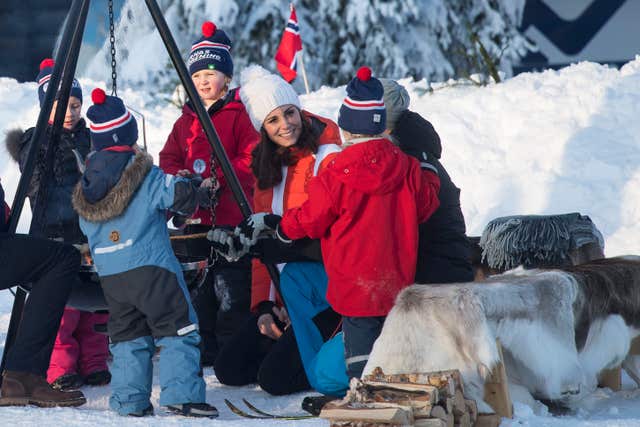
[280,138,441,317]
[159,90,259,226]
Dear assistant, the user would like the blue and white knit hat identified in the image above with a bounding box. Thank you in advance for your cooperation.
[37,58,83,107]
[86,88,138,151]
[188,21,233,77]
[338,66,386,135]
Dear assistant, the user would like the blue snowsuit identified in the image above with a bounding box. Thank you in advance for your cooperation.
[72,150,210,415]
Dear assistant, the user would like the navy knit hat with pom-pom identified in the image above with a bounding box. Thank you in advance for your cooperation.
[36,58,83,107]
[87,88,138,151]
[338,66,386,135]
[188,21,233,77]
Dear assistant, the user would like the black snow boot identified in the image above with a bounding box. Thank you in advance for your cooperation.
[167,402,219,418]
[301,394,337,416]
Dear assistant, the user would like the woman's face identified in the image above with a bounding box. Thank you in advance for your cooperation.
[262,105,302,148]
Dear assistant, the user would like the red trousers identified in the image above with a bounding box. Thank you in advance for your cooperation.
[47,307,109,383]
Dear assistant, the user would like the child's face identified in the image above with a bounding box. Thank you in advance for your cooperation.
[263,105,302,148]
[49,96,82,130]
[191,69,227,106]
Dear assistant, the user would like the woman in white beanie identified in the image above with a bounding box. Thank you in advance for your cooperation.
[211,65,343,397]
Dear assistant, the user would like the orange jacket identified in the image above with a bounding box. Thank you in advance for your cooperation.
[251,111,341,310]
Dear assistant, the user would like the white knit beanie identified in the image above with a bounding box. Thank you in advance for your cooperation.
[240,65,301,131]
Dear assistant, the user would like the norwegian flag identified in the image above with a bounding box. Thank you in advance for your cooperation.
[274,4,303,83]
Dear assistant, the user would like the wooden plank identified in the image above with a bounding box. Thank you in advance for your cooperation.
[414,419,448,427]
[320,402,414,425]
[483,339,513,418]
[475,413,502,427]
[630,336,640,355]
[598,366,622,391]
[464,399,478,425]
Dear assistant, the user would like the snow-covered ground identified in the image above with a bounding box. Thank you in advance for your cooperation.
[1,58,640,425]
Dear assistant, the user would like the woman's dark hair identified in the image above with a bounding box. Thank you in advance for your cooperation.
[251,109,320,190]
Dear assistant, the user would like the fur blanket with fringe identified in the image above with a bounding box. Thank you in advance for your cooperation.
[364,256,640,411]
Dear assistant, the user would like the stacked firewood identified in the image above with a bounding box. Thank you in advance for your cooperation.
[319,367,500,427]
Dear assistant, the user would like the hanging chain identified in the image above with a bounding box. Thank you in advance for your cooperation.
[208,153,222,266]
[108,0,117,96]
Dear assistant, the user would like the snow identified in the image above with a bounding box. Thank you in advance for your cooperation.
[1,58,640,424]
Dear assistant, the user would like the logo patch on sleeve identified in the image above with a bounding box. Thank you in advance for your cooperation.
[109,230,120,243]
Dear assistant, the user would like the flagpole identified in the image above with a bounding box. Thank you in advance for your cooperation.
[297,51,310,94]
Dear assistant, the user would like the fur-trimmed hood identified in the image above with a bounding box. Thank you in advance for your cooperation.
[73,152,152,222]
[5,128,25,163]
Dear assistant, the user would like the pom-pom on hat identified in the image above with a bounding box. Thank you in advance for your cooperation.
[36,58,83,107]
[188,21,234,77]
[239,65,301,131]
[86,88,138,151]
[338,66,386,135]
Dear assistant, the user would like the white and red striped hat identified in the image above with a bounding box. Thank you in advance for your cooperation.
[36,58,83,107]
[338,66,386,135]
[86,88,138,150]
[188,21,233,77]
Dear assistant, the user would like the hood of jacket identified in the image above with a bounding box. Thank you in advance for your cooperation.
[73,151,152,222]
[327,137,409,195]
[393,110,442,159]
[5,119,90,163]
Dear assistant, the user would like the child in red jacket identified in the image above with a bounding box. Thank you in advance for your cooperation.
[159,22,259,364]
[236,67,441,381]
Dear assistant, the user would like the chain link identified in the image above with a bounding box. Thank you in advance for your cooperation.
[108,0,117,96]
[208,154,221,266]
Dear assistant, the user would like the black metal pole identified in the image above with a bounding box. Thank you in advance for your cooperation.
[0,0,90,381]
[31,0,91,235]
[144,0,282,288]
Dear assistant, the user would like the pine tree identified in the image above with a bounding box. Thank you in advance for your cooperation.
[82,0,533,98]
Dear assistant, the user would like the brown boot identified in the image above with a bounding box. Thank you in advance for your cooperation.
[0,371,86,407]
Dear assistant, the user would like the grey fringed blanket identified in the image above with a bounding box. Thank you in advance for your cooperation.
[479,213,604,270]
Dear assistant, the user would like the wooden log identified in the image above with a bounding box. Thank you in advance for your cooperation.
[464,399,478,425]
[452,389,466,417]
[454,411,471,427]
[475,413,502,427]
[482,339,513,418]
[320,402,414,425]
[364,367,463,396]
[414,419,449,427]
[598,366,622,391]
[630,336,640,355]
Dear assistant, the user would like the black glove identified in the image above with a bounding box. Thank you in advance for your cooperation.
[207,227,249,261]
[235,213,283,246]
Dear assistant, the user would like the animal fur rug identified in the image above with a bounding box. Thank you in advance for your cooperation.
[364,256,640,411]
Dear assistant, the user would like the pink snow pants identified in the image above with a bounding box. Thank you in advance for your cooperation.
[47,307,109,383]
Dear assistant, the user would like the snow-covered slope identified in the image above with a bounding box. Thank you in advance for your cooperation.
[1,59,640,424]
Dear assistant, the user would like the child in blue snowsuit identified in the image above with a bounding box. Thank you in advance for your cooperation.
[72,89,217,418]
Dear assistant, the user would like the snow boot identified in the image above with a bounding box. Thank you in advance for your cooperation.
[0,370,86,407]
[166,402,219,418]
[302,394,337,416]
[51,373,84,391]
[84,370,111,386]
[128,404,154,417]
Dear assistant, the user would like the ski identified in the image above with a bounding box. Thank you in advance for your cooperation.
[224,399,316,420]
